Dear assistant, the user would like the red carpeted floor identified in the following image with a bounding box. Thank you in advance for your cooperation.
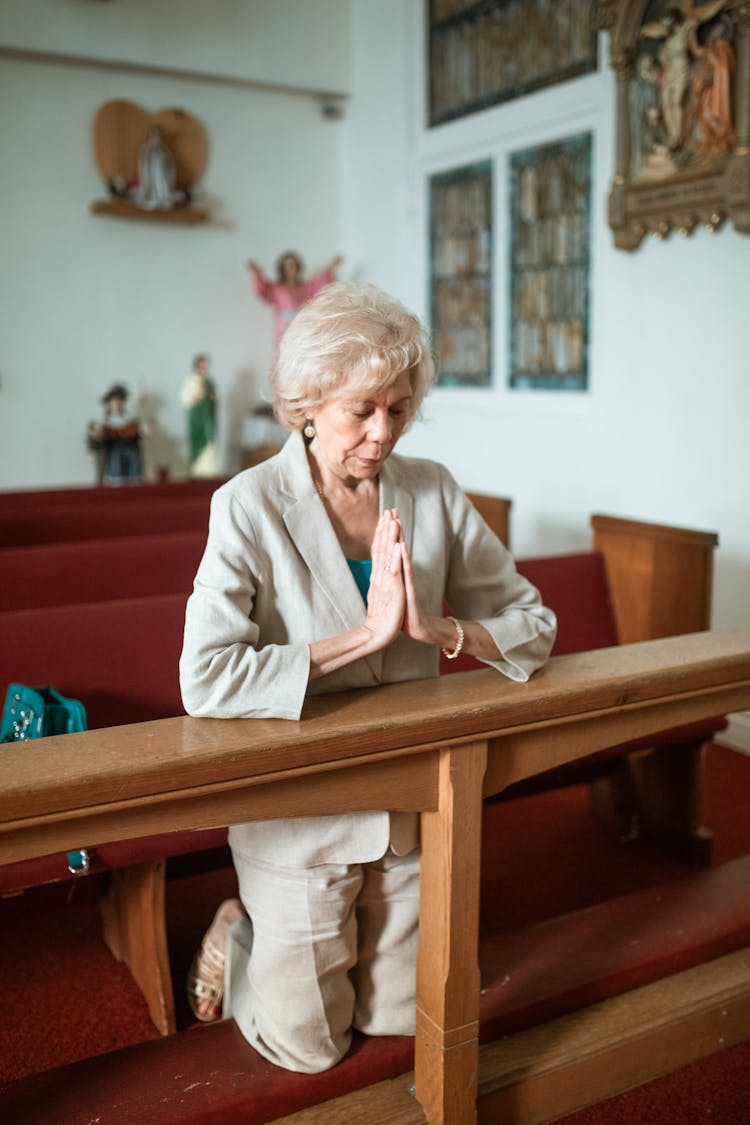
[555,1039,750,1125]
[1,741,748,1121]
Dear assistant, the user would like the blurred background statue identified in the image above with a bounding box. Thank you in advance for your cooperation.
[131,124,185,211]
[181,353,219,478]
[87,384,143,486]
[692,15,736,159]
[246,251,342,348]
[640,1,727,153]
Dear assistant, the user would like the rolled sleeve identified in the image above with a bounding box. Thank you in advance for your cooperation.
[441,468,557,681]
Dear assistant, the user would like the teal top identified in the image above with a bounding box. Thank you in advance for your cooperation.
[347,558,372,605]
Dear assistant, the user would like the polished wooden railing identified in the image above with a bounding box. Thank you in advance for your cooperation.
[2,628,749,1124]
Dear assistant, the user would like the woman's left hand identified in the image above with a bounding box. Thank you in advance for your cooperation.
[398,522,501,661]
[398,522,440,645]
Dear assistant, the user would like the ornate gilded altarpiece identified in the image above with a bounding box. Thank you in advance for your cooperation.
[508,133,592,392]
[428,1,599,127]
[600,0,750,247]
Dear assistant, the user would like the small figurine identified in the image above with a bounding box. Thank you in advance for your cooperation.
[246,252,342,347]
[87,384,143,486]
[130,124,185,211]
[181,353,219,477]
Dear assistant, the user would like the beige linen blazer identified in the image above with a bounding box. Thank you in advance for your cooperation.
[180,431,556,865]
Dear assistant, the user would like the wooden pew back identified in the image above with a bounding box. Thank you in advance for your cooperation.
[0,497,213,548]
[592,514,718,642]
[517,551,619,654]
[0,594,187,728]
[0,532,206,611]
[0,478,225,511]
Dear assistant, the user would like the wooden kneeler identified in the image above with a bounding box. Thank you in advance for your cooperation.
[99,860,176,1035]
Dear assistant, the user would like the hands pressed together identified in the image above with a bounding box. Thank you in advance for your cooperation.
[363,508,440,653]
[308,508,495,682]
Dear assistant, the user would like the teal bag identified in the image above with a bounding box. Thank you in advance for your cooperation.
[1,683,87,742]
[2,683,90,873]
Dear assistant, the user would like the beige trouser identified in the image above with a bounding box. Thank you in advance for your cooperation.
[224,848,421,1074]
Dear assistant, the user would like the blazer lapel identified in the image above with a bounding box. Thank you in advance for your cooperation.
[276,436,418,685]
[278,433,375,637]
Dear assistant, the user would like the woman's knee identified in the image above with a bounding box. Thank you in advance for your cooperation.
[228,1004,353,1074]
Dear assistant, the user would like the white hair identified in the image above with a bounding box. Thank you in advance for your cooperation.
[271,281,435,430]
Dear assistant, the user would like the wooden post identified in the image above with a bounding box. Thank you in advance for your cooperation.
[414,741,487,1124]
[99,860,176,1035]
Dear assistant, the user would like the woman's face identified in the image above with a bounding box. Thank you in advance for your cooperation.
[310,369,413,483]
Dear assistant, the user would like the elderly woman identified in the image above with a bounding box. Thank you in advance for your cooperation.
[179,281,556,1074]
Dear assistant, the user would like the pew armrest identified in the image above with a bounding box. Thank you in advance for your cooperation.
[591,514,718,643]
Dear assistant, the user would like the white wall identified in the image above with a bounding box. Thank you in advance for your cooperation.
[0,0,348,484]
[1,0,748,641]
[341,1,750,637]
[0,0,350,93]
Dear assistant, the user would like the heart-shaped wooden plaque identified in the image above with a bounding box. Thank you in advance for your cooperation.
[92,99,207,189]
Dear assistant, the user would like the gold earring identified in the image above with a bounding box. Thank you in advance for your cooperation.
[303,421,315,439]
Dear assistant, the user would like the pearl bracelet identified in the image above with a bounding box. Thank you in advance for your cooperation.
[441,616,465,660]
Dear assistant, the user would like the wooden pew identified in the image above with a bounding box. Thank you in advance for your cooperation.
[0,497,215,547]
[0,495,508,616]
[505,546,724,861]
[0,532,207,611]
[590,514,722,854]
[0,478,225,511]
[0,591,226,1033]
[591,513,718,642]
[466,490,511,546]
[0,486,504,553]
[448,513,722,861]
[1,630,749,1124]
[0,508,723,1034]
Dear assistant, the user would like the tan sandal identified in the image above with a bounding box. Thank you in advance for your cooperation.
[187,898,245,1022]
[187,934,226,1023]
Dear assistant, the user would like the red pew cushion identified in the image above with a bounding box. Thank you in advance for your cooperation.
[0,594,187,728]
[0,532,205,611]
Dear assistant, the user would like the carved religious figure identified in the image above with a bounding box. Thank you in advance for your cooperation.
[635,0,732,179]
[691,16,737,157]
[601,0,750,248]
[130,124,184,211]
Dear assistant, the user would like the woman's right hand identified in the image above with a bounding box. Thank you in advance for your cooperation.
[362,509,405,649]
[308,510,405,681]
